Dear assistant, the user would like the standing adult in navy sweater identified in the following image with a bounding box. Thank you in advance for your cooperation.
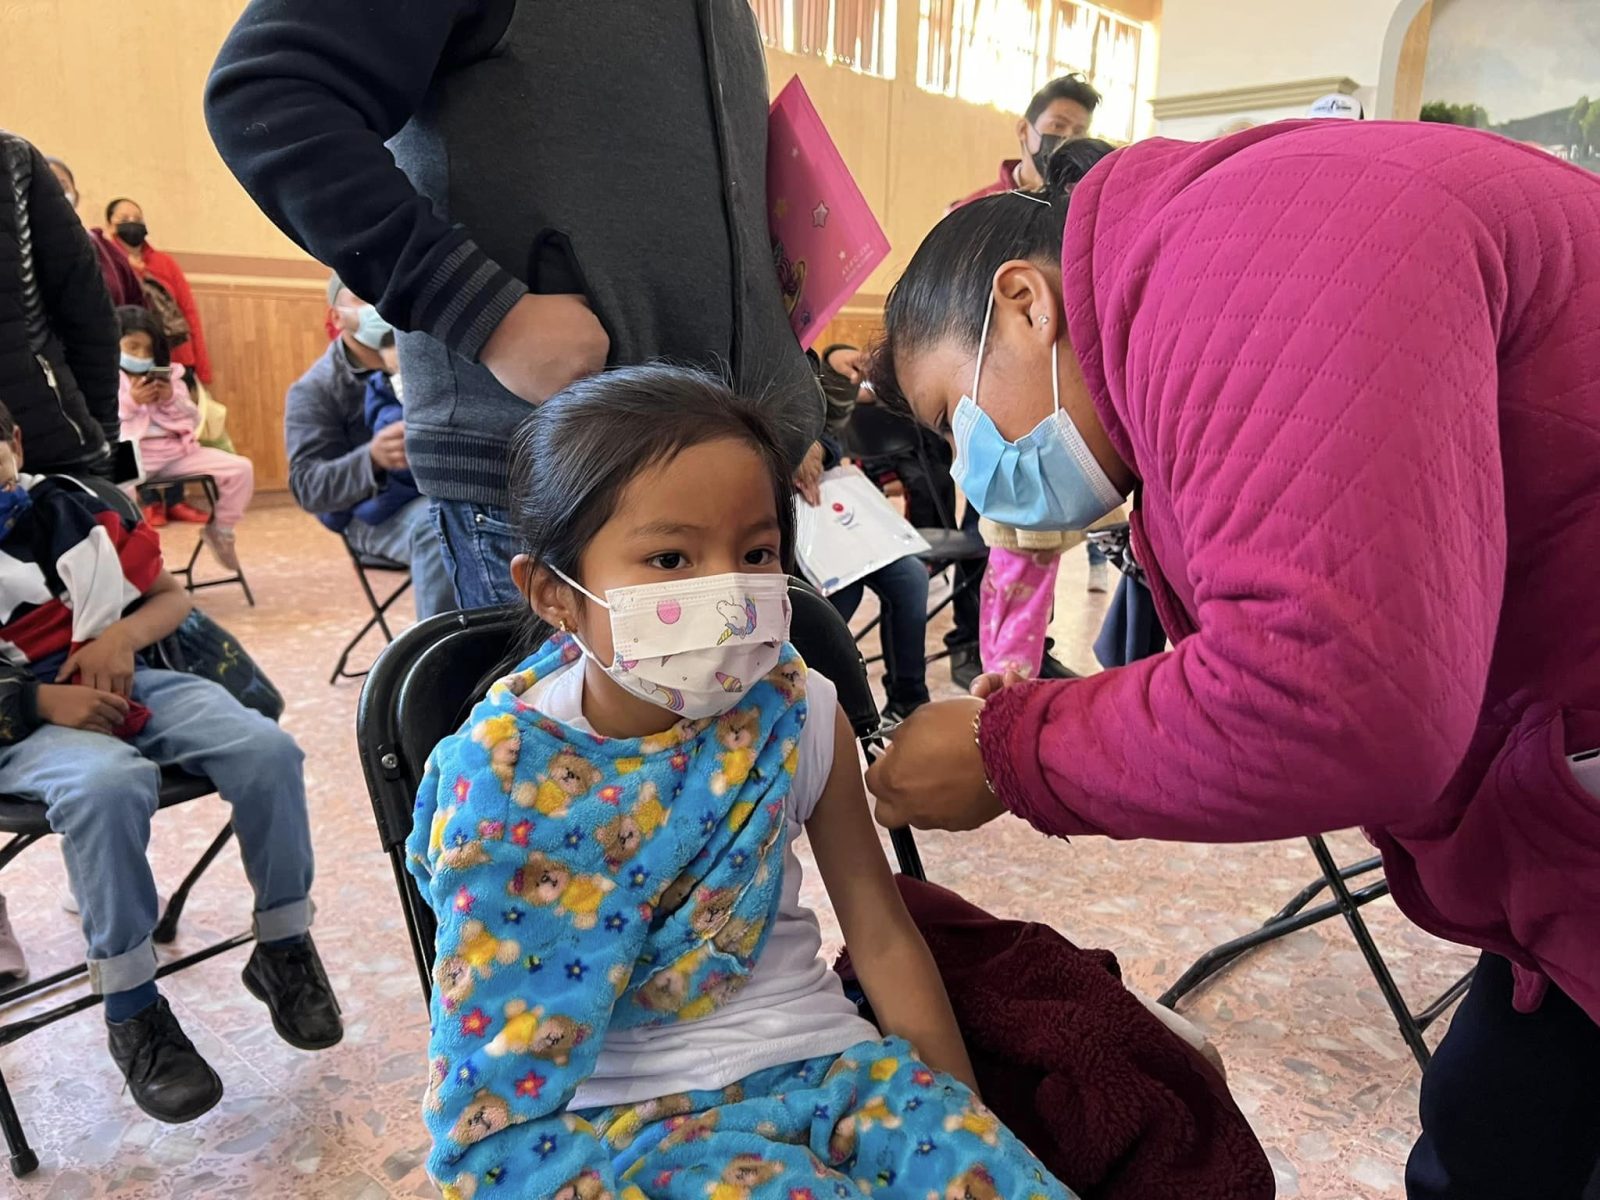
[206,0,823,610]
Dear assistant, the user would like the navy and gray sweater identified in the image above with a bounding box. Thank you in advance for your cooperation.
[206,0,823,508]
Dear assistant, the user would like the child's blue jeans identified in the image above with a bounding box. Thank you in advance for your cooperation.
[0,669,314,994]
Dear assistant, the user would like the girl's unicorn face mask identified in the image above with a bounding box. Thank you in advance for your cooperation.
[551,569,791,719]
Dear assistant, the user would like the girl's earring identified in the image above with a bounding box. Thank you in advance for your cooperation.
[558,619,571,633]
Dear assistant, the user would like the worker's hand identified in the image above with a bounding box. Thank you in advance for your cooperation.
[35,683,130,735]
[58,629,137,697]
[866,698,1006,833]
[481,294,609,406]
[969,668,1030,699]
[794,442,826,507]
[369,422,409,472]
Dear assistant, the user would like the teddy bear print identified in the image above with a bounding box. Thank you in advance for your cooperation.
[709,709,762,797]
[515,748,603,818]
[551,1169,612,1200]
[827,1094,901,1162]
[709,1154,785,1200]
[485,999,591,1066]
[437,836,491,871]
[771,660,806,704]
[634,946,708,1015]
[471,714,521,792]
[438,1173,477,1200]
[944,1165,1005,1200]
[423,1055,449,1114]
[943,1098,1002,1147]
[689,885,740,942]
[711,913,765,960]
[450,1088,522,1148]
[594,780,668,871]
[598,1092,695,1151]
[507,851,615,929]
[658,1109,720,1149]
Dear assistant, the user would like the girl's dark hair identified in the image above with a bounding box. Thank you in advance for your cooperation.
[869,138,1114,414]
[0,399,15,441]
[508,364,796,647]
[116,306,171,366]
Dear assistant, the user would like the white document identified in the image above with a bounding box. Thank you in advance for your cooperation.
[794,466,931,596]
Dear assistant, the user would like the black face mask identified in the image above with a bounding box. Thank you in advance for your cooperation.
[1030,133,1070,181]
[115,221,148,248]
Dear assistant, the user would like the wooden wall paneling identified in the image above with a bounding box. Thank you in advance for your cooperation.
[189,280,332,494]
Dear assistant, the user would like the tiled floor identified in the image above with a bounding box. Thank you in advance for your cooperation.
[0,504,1477,1199]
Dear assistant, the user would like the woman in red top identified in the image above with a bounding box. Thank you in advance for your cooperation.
[105,198,212,388]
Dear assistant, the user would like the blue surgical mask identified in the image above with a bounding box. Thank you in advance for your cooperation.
[342,304,394,351]
[949,293,1124,531]
[120,353,154,375]
[0,483,32,540]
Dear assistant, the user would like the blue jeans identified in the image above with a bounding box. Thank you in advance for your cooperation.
[0,669,313,993]
[431,499,523,611]
[829,554,930,708]
[347,496,457,620]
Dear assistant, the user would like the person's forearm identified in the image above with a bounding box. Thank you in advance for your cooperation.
[109,585,192,652]
[854,925,977,1093]
[206,0,525,359]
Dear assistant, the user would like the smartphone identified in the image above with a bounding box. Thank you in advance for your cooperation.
[147,366,173,382]
[1569,749,1600,801]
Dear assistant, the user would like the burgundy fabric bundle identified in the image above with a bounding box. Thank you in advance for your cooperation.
[836,877,1273,1199]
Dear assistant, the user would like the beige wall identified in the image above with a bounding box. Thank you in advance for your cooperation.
[0,0,305,262]
[1152,0,1407,137]
[2,2,1024,286]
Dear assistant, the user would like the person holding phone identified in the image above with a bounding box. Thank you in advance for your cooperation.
[116,307,253,571]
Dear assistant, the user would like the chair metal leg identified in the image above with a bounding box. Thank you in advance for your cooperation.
[332,566,412,683]
[0,1059,37,1178]
[1306,835,1433,1069]
[153,824,235,945]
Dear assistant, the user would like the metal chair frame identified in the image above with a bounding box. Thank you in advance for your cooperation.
[330,534,412,684]
[138,474,255,606]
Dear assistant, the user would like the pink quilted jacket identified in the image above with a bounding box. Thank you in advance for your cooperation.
[981,121,1600,1020]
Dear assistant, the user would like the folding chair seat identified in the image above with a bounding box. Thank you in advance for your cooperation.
[330,532,413,684]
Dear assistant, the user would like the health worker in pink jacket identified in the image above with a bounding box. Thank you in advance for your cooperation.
[865,120,1600,1199]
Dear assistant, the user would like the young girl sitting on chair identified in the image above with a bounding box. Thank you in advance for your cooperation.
[116,306,254,571]
[408,366,1074,1200]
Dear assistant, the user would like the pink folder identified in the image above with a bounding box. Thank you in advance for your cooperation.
[767,77,890,350]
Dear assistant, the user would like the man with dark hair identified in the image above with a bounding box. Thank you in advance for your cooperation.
[205,0,822,611]
[945,75,1108,689]
[949,73,1102,210]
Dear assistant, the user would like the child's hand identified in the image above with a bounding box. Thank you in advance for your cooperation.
[129,375,165,406]
[369,422,409,471]
[58,629,137,697]
[35,683,130,735]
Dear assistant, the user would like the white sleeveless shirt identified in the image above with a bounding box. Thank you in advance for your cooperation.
[523,663,878,1110]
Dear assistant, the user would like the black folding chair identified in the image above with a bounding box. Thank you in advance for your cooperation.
[1083,523,1475,1068]
[137,474,255,606]
[835,402,986,670]
[357,582,925,1007]
[331,533,413,684]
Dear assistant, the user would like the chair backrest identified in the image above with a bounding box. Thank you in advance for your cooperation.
[357,581,908,1003]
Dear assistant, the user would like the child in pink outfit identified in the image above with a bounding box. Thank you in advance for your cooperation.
[116,307,253,569]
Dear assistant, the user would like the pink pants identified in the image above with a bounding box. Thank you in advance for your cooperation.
[138,441,255,530]
[979,546,1059,678]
